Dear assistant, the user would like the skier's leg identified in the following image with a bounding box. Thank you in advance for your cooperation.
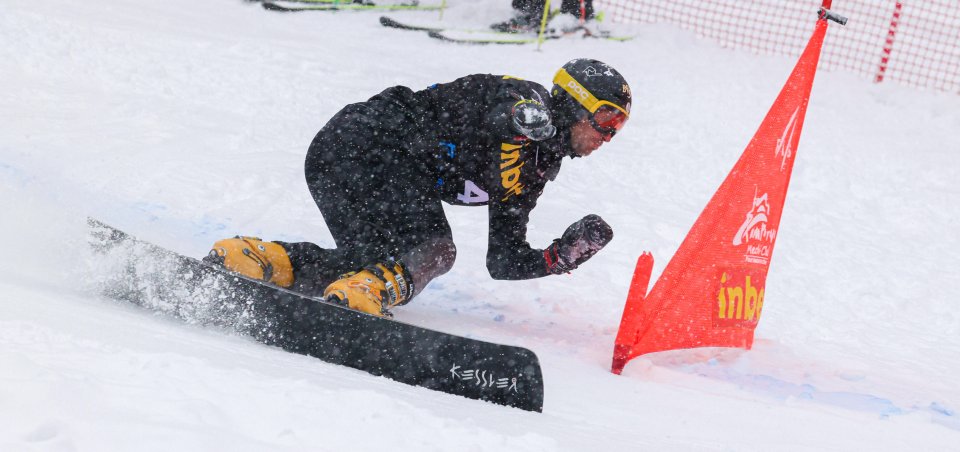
[560,0,594,20]
[323,215,457,317]
[513,0,544,17]
[492,0,546,32]
[397,236,456,300]
[289,101,456,304]
[280,108,399,295]
[318,149,457,316]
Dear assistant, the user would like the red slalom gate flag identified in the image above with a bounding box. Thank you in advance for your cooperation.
[612,11,839,375]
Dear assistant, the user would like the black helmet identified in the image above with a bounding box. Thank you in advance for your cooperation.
[550,58,631,136]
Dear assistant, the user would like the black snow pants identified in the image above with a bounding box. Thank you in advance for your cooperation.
[280,88,455,297]
[513,0,594,20]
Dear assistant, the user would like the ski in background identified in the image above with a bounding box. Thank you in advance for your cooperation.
[427,28,632,45]
[381,15,467,33]
[380,16,633,45]
[88,218,545,412]
[427,30,534,45]
[261,0,444,12]
[247,0,369,4]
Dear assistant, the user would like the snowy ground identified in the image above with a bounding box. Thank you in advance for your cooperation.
[2,0,959,450]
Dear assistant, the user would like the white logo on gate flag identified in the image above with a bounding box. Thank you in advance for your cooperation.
[775,106,800,171]
[733,190,778,265]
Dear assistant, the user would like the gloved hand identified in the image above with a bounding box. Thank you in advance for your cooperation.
[544,214,614,274]
[511,99,556,141]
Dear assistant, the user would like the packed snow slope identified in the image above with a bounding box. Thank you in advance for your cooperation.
[2,0,959,450]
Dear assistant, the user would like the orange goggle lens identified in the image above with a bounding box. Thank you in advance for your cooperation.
[591,105,629,136]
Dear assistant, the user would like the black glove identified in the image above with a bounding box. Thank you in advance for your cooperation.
[511,99,556,141]
[544,214,614,274]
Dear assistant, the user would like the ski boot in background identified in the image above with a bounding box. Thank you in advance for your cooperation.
[542,10,610,38]
[490,12,540,33]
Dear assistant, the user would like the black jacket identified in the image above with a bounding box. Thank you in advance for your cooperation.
[322,74,573,280]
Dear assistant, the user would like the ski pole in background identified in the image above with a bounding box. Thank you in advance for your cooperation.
[536,0,552,51]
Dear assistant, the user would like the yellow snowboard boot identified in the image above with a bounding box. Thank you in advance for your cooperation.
[205,237,294,288]
[324,262,413,317]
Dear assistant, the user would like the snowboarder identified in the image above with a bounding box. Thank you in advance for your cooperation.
[205,58,631,317]
[491,0,596,33]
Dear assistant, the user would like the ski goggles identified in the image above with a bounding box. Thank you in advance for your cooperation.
[589,105,629,137]
[553,68,630,137]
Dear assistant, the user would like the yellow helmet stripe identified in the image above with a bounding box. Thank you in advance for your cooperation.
[553,68,630,117]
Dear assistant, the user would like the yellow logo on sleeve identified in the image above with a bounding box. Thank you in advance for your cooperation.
[499,142,525,201]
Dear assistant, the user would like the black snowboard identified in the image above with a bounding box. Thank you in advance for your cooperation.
[88,218,544,412]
